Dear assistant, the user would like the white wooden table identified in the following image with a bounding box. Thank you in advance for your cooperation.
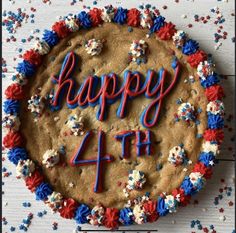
[2,0,235,232]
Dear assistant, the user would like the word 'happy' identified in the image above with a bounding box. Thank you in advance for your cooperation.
[50,52,181,128]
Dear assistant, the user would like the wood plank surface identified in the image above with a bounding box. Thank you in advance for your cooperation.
[2,0,235,233]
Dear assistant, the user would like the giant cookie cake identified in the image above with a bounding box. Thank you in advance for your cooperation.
[2,5,225,229]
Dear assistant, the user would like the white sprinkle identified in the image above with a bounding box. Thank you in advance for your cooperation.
[181,14,187,19]
[219,215,226,221]
[54,116,60,122]
[69,182,75,188]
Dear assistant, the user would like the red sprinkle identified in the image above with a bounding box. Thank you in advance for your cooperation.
[228,201,234,206]
[219,208,224,213]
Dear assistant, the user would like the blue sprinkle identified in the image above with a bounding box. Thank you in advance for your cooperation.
[10,226,16,232]
[139,5,144,10]
[210,225,214,229]
[196,220,201,224]
[198,224,203,230]
[196,134,202,138]
[156,163,163,171]
[145,192,150,197]
[37,212,43,217]
[76,226,82,231]
[197,108,202,113]
[128,26,133,32]
[195,120,200,125]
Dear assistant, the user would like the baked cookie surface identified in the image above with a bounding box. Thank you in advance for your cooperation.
[3,6,225,229]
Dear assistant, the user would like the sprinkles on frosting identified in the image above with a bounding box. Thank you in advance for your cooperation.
[65,114,84,136]
[16,159,35,179]
[177,102,196,122]
[2,4,225,229]
[42,149,60,168]
[168,145,187,166]
[85,38,103,56]
[2,114,20,132]
[128,40,148,64]
[28,94,44,120]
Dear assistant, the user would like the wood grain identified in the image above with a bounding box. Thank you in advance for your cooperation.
[2,0,235,232]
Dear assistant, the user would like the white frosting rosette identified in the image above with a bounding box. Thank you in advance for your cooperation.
[101,5,115,23]
[206,100,224,115]
[42,149,60,168]
[65,15,79,32]
[45,191,63,212]
[189,172,205,188]
[127,170,146,190]
[177,102,195,122]
[28,94,45,118]
[16,159,35,179]
[133,204,146,224]
[164,195,178,213]
[129,40,148,61]
[66,114,84,136]
[202,141,219,155]
[2,114,20,132]
[140,9,154,29]
[197,61,215,79]
[12,73,28,86]
[85,39,103,56]
[34,40,50,55]
[168,145,186,165]
[87,205,105,226]
[172,30,187,48]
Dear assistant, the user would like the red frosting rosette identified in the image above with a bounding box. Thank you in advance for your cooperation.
[3,132,24,149]
[205,85,225,101]
[187,50,207,68]
[89,8,102,26]
[23,49,42,66]
[143,200,159,222]
[203,129,224,144]
[193,162,213,179]
[156,22,176,40]
[25,170,44,192]
[52,21,70,39]
[59,198,78,219]
[102,208,120,229]
[172,188,191,206]
[5,83,24,100]
[127,8,141,27]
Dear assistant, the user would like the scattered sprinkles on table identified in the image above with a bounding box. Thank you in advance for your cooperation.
[1,1,234,231]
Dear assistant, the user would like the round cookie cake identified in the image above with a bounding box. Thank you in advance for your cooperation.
[2,5,225,229]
